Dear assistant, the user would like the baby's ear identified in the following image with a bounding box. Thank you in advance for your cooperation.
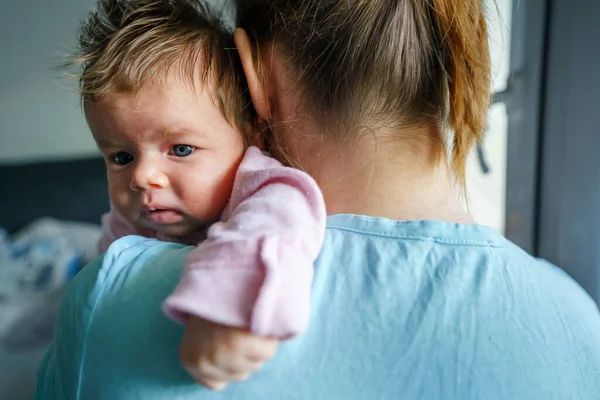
[234,28,271,121]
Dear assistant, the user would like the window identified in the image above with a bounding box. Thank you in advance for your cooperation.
[466,0,512,233]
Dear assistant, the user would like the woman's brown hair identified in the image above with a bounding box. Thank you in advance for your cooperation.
[236,0,491,187]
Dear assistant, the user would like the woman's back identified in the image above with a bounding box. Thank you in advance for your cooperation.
[37,215,600,399]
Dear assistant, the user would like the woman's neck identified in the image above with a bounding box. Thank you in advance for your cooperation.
[294,129,474,224]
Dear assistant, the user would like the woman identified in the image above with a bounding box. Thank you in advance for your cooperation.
[37,0,600,399]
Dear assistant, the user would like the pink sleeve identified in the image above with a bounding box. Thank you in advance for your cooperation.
[97,207,153,253]
[162,147,327,339]
[98,209,129,254]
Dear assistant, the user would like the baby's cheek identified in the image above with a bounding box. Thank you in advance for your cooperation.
[184,176,230,220]
[107,177,132,211]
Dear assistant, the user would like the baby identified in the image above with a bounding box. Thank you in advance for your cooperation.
[70,0,325,389]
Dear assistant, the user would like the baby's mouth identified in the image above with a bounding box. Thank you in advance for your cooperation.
[141,207,183,225]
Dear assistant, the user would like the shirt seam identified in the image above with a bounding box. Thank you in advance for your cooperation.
[326,225,507,248]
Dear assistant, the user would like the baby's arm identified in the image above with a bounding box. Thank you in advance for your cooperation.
[163,146,327,339]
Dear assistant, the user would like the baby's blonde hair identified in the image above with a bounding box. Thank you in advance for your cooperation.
[70,0,252,133]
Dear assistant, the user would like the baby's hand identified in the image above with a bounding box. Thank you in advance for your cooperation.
[180,316,279,391]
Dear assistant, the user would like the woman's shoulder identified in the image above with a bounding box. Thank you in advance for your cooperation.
[321,213,600,344]
[60,236,187,313]
[322,214,596,309]
[307,215,600,397]
[36,236,194,399]
[72,235,191,322]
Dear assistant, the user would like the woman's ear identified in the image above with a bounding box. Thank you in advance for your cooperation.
[234,28,270,121]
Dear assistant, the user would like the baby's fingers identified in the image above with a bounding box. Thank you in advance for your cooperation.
[197,377,228,392]
[183,350,265,387]
[245,336,279,362]
[184,360,231,389]
[195,370,252,392]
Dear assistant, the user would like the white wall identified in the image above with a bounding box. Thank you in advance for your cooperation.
[0,0,100,164]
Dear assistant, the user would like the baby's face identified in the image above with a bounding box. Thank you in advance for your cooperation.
[86,76,246,238]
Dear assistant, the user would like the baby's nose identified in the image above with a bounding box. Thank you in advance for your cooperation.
[129,160,169,191]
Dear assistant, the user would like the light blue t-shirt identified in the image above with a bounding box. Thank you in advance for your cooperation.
[36,215,600,399]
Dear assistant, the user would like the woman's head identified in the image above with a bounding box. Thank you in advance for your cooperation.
[235,0,491,187]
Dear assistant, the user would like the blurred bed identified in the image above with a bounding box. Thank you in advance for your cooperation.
[0,156,109,400]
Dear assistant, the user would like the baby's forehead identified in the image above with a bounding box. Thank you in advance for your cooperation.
[85,72,246,142]
[83,58,250,144]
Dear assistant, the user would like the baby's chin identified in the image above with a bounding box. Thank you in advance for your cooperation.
[151,221,210,243]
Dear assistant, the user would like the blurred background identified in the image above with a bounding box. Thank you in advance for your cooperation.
[0,0,598,398]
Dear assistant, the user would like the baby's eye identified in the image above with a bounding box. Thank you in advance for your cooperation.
[112,152,134,166]
[171,145,195,157]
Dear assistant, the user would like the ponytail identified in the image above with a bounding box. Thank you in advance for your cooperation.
[432,0,491,187]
